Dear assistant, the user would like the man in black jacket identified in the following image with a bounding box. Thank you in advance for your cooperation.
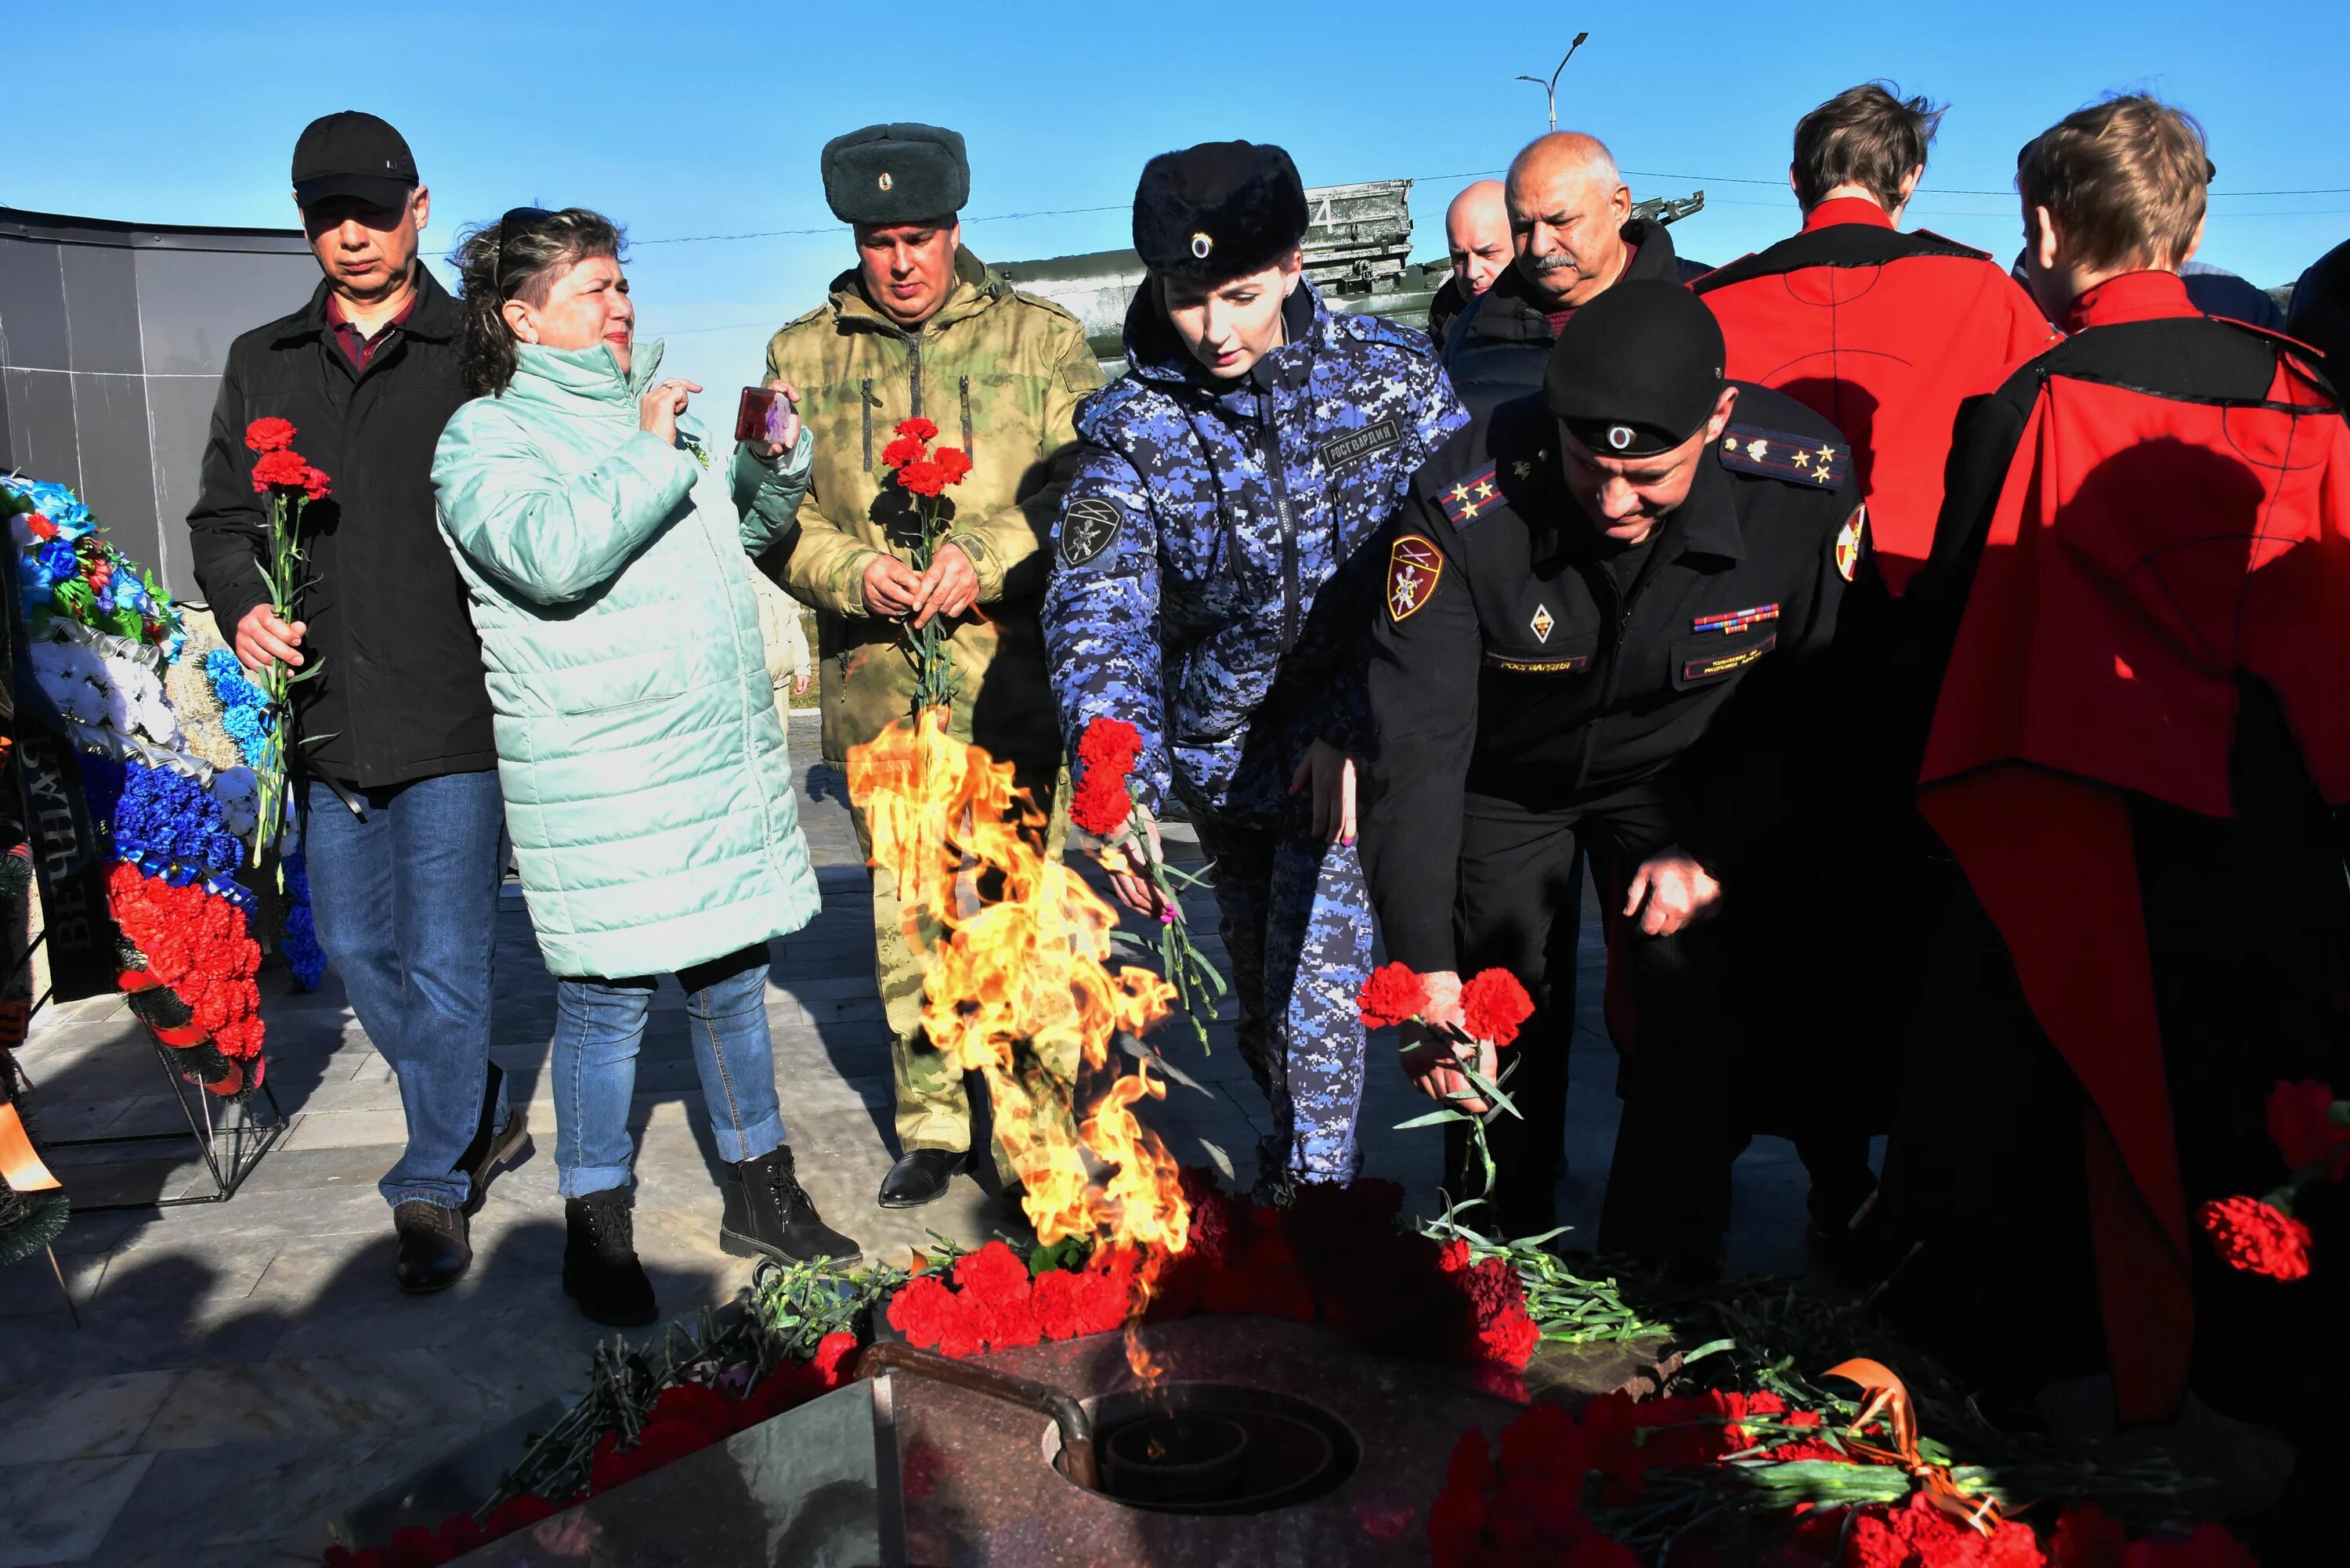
[1365,281,1864,1265]
[1441,132,1693,416]
[187,111,522,1294]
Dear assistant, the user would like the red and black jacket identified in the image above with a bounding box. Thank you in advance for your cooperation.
[1694,200,2055,595]
[1913,269,2350,1422]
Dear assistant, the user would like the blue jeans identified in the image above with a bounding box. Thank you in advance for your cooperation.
[550,944,785,1198]
[302,771,512,1211]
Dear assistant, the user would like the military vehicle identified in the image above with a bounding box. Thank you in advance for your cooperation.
[998,179,1705,378]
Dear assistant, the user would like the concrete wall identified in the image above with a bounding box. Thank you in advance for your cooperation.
[0,208,319,597]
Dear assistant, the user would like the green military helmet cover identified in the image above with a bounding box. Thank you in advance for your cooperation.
[821,123,970,226]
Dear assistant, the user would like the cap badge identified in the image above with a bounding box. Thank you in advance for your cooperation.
[1607,425,1634,451]
[878,172,893,191]
[1530,605,1555,643]
[1191,232,1213,261]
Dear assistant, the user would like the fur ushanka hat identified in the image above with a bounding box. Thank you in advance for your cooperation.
[1132,141,1310,286]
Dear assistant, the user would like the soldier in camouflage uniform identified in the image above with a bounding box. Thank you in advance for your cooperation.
[1042,143,1467,1196]
[765,123,1103,1208]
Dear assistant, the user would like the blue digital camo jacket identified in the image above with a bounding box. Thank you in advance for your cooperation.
[1042,282,1467,822]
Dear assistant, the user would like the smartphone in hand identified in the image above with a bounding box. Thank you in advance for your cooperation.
[735,385,787,446]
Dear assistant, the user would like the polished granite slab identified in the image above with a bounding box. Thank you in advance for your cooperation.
[446,1316,1525,1568]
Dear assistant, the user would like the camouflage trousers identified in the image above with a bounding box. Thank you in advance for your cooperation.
[1191,805,1374,1191]
[851,758,1072,1177]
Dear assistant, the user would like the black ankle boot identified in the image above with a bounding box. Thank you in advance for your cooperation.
[563,1188,657,1327]
[722,1146,861,1265]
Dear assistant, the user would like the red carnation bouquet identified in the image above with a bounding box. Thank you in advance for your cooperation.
[877,417,972,714]
[1070,715,1226,1050]
[106,861,266,1095]
[2196,1078,2348,1283]
[1359,963,1534,1203]
[243,417,331,864]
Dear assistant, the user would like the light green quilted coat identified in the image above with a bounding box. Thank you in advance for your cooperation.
[432,339,819,978]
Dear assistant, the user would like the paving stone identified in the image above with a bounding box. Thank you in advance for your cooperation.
[0,1454,154,1567]
[0,1373,178,1465]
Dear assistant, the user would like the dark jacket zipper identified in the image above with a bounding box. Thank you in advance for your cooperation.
[959,374,973,455]
[1259,387,1300,652]
[860,378,873,469]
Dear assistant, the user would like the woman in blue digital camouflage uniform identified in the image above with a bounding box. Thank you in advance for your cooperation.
[1041,141,1466,1199]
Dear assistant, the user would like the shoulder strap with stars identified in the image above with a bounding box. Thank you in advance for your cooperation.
[1436,465,1502,529]
[1718,424,1850,490]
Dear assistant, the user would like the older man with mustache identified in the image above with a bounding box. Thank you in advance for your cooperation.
[1444,132,1695,415]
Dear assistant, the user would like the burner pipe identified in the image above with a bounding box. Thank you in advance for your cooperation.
[853,1341,1101,1492]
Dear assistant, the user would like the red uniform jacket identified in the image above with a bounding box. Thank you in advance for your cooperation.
[1695,200,2054,594]
[1914,269,2350,1421]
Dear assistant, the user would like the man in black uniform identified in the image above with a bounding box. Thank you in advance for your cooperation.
[1361,280,1867,1272]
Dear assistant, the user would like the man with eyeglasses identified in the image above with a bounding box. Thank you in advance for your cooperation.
[188,111,522,1295]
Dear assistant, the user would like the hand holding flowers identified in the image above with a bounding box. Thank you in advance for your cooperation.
[875,417,972,712]
[1361,962,1535,1202]
[240,417,332,864]
[1072,716,1227,1050]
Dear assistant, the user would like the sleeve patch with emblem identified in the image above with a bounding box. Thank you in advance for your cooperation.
[1060,496,1123,566]
[1386,533,1444,623]
[1835,504,1868,583]
[1719,424,1850,489]
[1436,467,1502,529]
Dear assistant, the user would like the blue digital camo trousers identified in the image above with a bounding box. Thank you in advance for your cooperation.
[1191,805,1373,1190]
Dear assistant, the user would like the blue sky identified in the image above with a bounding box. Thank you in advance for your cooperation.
[9,2,2345,393]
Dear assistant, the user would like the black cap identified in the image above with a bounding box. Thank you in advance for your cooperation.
[822,123,969,226]
[1544,280,1727,457]
[291,111,418,209]
[1133,141,1309,286]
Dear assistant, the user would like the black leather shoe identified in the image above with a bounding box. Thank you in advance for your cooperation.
[724,1147,861,1264]
[878,1147,970,1209]
[563,1188,658,1327]
[392,1200,472,1293]
[456,1065,532,1218]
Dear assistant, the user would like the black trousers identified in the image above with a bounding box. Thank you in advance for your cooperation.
[1446,792,1873,1272]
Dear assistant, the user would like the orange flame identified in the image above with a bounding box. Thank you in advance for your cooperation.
[847,707,1191,1374]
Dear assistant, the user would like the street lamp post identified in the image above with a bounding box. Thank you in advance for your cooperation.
[1515,32,1591,132]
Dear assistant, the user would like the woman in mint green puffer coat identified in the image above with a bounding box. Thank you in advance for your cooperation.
[433,208,857,1327]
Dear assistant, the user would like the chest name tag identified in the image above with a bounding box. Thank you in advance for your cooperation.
[1485,653,1592,675]
[1318,419,1401,472]
[1692,603,1780,636]
[1681,633,1778,683]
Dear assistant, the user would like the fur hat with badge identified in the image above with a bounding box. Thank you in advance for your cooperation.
[821,122,969,226]
[1132,140,1310,287]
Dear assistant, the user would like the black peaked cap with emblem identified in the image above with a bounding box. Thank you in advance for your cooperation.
[1133,141,1310,287]
[821,123,969,226]
[1545,280,1728,457]
[291,111,418,209]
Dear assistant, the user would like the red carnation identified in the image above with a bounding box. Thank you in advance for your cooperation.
[880,433,927,469]
[897,459,946,498]
[934,447,972,485]
[26,515,56,540]
[888,1274,982,1357]
[244,416,297,453]
[1840,1494,2044,1568]
[1459,969,1534,1048]
[251,449,315,493]
[2051,1504,2128,1568]
[1071,717,1143,838]
[895,417,938,443]
[2198,1194,2312,1281]
[2265,1079,2350,1178]
[1357,961,1430,1030]
[302,465,333,502]
[1070,771,1131,838]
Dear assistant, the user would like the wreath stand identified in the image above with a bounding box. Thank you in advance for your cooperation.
[20,1031,286,1214]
